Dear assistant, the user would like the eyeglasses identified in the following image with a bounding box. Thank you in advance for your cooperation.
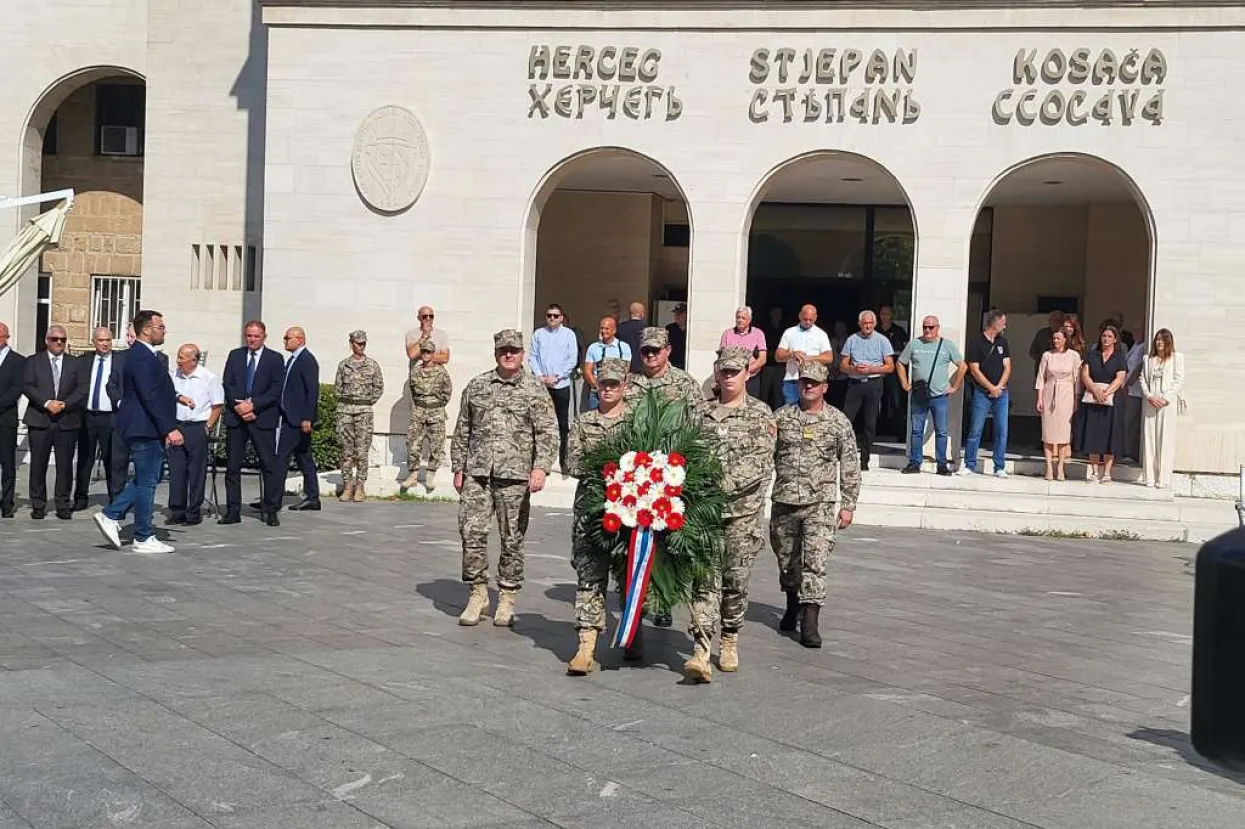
[46,337,66,343]
[599,381,621,389]
[922,325,938,330]
[546,313,563,319]
[418,314,434,320]
[640,347,662,356]
[497,348,523,356]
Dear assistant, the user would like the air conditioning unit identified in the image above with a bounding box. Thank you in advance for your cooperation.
[100,125,139,156]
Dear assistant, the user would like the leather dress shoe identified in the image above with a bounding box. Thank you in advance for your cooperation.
[167,515,186,526]
[73,498,88,511]
[288,499,321,512]
[263,512,280,527]
[183,517,203,526]
[56,510,73,521]
[217,513,241,525]
[31,508,45,520]
[249,500,263,510]
[1,509,14,519]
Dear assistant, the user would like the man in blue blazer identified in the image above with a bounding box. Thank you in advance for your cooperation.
[93,310,183,554]
[276,326,321,511]
[219,320,284,525]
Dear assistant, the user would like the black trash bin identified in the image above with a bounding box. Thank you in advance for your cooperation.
[1191,526,1245,771]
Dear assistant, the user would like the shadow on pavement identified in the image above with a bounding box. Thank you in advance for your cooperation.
[416,578,469,619]
[1127,727,1245,783]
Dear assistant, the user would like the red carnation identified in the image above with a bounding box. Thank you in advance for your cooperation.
[605,483,623,502]
[636,509,654,528]
[652,497,672,516]
[664,484,683,498]
[602,513,623,533]
[624,471,635,483]
[635,451,652,467]
[622,495,637,508]
[602,462,619,478]
[636,482,650,498]
[649,467,664,483]
[668,452,686,467]
[666,512,685,531]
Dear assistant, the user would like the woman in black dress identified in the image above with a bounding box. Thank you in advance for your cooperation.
[1078,325,1129,483]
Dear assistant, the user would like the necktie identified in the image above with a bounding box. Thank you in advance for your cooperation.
[282,354,296,397]
[91,356,104,410]
[245,351,257,395]
[51,356,61,397]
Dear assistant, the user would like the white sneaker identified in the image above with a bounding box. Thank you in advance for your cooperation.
[955,464,976,476]
[993,469,1010,478]
[131,537,174,555]
[93,512,122,549]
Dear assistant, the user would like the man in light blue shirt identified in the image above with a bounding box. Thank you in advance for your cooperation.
[583,315,632,410]
[528,303,579,469]
[838,309,894,471]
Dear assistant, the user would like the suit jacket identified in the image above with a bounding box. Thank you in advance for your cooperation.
[279,349,320,429]
[113,343,177,441]
[221,346,284,430]
[77,350,126,412]
[0,349,26,429]
[22,351,88,431]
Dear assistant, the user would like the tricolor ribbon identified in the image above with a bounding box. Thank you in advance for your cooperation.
[614,527,655,649]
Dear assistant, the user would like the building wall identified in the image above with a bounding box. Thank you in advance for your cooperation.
[988,205,1088,316]
[1084,201,1150,336]
[39,83,145,345]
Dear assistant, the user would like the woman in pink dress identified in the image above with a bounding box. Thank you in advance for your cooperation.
[1035,329,1082,480]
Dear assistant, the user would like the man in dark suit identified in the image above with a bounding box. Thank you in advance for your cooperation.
[74,326,123,509]
[0,322,25,519]
[276,326,321,512]
[220,319,284,526]
[22,325,88,519]
[93,310,183,554]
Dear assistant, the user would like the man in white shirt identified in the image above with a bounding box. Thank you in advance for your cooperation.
[74,327,121,510]
[168,344,224,525]
[404,305,451,365]
[774,304,834,407]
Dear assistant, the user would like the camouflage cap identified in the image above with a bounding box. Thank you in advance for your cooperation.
[596,358,629,383]
[640,327,669,349]
[419,338,436,352]
[799,362,829,383]
[715,345,751,373]
[493,329,524,351]
[348,329,367,343]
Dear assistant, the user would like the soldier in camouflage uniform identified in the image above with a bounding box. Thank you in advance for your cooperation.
[452,329,558,628]
[565,358,630,676]
[401,338,452,492]
[770,362,861,648]
[333,330,385,503]
[685,346,776,683]
[626,325,704,628]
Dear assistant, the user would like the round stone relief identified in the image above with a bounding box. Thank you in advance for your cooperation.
[351,105,430,213]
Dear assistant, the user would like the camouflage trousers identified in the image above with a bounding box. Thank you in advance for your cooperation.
[407,405,447,472]
[689,509,765,636]
[570,484,612,630]
[769,502,835,605]
[336,409,374,484]
[460,475,531,590]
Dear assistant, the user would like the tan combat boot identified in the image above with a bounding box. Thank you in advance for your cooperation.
[353,483,366,502]
[339,482,355,503]
[719,631,740,672]
[493,588,518,627]
[458,584,491,626]
[683,633,713,684]
[400,468,420,489]
[566,629,599,675]
[423,469,438,493]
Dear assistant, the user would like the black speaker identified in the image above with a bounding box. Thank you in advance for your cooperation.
[1191,526,1245,770]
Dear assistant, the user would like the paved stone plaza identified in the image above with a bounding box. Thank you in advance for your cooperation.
[0,491,1242,828]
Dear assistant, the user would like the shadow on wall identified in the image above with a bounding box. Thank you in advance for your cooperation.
[231,0,267,328]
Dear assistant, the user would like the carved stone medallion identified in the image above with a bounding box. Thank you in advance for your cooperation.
[351,105,430,213]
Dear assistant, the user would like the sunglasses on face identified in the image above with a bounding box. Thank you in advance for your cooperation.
[922,325,937,330]
[47,337,66,343]
[497,348,522,357]
[640,347,662,356]
[546,313,563,319]
[418,314,434,320]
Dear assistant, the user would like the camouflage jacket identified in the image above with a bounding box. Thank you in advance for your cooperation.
[408,359,452,408]
[702,397,776,518]
[334,356,385,414]
[566,407,629,479]
[772,403,861,510]
[625,366,704,408]
[451,369,558,479]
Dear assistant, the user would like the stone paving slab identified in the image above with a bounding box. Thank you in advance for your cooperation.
[0,486,1242,828]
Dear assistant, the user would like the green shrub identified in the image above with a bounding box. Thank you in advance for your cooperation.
[210,383,341,471]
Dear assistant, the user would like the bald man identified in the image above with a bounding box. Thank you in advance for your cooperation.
[277,326,321,512]
[616,301,647,372]
[775,305,833,407]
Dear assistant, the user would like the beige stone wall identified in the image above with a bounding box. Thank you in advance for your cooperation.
[1084,202,1149,336]
[39,82,144,346]
[988,205,1088,315]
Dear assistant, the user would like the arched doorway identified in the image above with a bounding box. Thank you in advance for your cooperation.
[742,151,917,434]
[19,67,146,352]
[522,148,692,368]
[970,153,1154,454]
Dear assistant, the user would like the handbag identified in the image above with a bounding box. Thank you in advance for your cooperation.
[1082,382,1114,407]
[909,338,943,405]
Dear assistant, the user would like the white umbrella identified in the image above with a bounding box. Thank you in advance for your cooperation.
[0,200,71,298]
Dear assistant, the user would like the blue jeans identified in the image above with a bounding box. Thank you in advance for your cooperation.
[104,438,165,542]
[909,394,950,466]
[586,390,599,411]
[782,380,800,406]
[964,386,1009,472]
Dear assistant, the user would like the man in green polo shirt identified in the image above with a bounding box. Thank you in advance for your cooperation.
[896,315,967,475]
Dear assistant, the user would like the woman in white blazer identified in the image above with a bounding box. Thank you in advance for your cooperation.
[1138,328,1184,488]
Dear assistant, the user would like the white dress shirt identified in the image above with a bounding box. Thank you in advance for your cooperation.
[171,364,225,423]
[0,345,10,370]
[86,352,114,412]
